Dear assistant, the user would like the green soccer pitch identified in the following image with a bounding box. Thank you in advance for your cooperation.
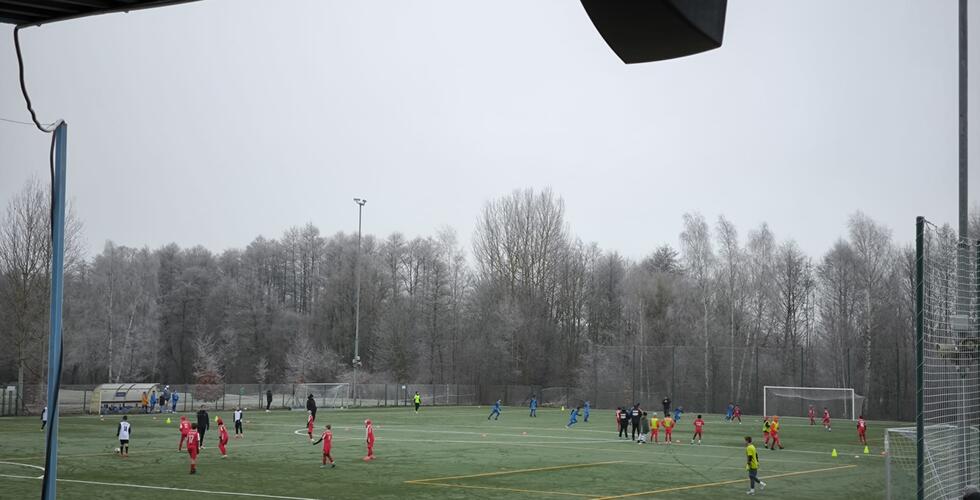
[0,406,901,499]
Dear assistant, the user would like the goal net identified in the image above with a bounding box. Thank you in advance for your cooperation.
[763,386,863,421]
[289,383,349,410]
[885,425,980,500]
[915,218,980,499]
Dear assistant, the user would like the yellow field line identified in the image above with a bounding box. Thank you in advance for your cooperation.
[409,480,599,497]
[406,460,623,483]
[594,464,859,499]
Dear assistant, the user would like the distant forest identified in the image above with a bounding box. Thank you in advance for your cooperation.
[2,179,973,417]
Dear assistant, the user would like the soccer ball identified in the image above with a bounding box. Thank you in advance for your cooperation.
[114,448,121,454]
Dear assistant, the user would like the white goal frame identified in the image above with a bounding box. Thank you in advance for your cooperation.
[763,385,859,421]
[289,383,350,410]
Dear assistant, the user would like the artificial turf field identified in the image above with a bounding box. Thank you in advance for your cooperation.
[0,406,905,499]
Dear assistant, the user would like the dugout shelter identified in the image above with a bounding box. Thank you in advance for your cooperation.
[89,383,162,414]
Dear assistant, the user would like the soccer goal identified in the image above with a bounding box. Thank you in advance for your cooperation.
[289,383,349,410]
[762,386,864,421]
[885,425,980,500]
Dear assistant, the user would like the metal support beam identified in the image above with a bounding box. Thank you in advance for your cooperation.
[915,216,924,500]
[41,121,67,500]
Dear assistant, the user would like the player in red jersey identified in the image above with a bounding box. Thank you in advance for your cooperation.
[187,422,200,474]
[769,416,784,450]
[808,405,816,425]
[307,411,315,443]
[822,407,832,432]
[178,415,191,451]
[312,424,335,468]
[691,414,705,445]
[662,415,675,444]
[732,404,742,424]
[217,417,229,458]
[364,419,376,461]
[857,415,868,445]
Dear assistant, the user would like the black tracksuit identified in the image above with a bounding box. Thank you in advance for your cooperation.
[618,410,630,438]
[662,398,671,417]
[196,409,210,446]
[306,395,317,420]
[266,390,273,410]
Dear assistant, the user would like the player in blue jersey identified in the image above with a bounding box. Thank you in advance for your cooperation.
[566,406,580,428]
[529,395,538,417]
[488,400,501,420]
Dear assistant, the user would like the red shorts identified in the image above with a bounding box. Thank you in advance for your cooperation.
[323,447,331,455]
[188,448,198,459]
[858,430,866,436]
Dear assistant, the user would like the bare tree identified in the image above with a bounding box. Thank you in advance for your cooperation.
[716,215,742,402]
[848,212,892,409]
[680,212,714,410]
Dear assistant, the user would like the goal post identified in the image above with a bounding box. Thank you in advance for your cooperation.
[289,383,349,410]
[886,425,980,500]
[762,386,863,421]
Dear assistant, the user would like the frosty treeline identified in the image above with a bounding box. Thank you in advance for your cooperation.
[0,180,971,417]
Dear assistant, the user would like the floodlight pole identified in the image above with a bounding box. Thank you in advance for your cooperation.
[41,121,68,500]
[352,198,366,406]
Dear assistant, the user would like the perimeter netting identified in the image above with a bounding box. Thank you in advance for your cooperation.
[916,219,980,498]
[886,425,980,500]
[289,383,349,410]
[763,386,864,421]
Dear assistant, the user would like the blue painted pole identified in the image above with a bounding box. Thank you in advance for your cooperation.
[41,121,67,500]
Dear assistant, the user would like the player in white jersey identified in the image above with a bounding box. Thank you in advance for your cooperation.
[117,415,132,457]
[234,407,244,438]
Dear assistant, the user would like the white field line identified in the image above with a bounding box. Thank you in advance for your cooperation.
[0,475,321,499]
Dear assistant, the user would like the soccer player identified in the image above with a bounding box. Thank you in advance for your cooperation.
[583,400,590,423]
[618,407,630,439]
[196,406,210,448]
[662,396,671,416]
[692,414,705,445]
[141,392,149,413]
[638,412,650,443]
[171,391,179,413]
[808,405,816,425]
[650,412,660,444]
[662,414,675,444]
[762,417,772,449]
[312,424,335,468]
[117,415,131,457]
[744,436,766,495]
[187,423,200,474]
[265,389,273,412]
[857,415,868,445]
[364,419,376,461]
[217,417,229,458]
[413,392,421,413]
[822,407,832,432]
[725,402,734,422]
[673,406,683,423]
[529,395,538,417]
[769,416,784,450]
[488,400,501,420]
[234,407,244,438]
[630,404,642,440]
[178,415,191,451]
[150,391,157,414]
[306,394,318,420]
[733,404,742,424]
[41,406,47,430]
[566,406,580,429]
[307,410,316,442]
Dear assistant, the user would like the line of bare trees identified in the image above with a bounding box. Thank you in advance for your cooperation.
[1,180,971,417]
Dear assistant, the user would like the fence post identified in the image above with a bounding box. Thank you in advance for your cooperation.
[753,347,759,413]
[914,216,924,500]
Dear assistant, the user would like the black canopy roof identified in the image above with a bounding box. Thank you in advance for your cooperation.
[0,0,198,26]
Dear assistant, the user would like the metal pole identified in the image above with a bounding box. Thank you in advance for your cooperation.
[353,198,366,406]
[959,0,968,242]
[915,216,925,500]
[41,122,68,500]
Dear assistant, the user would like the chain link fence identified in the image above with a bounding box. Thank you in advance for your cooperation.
[1,345,915,420]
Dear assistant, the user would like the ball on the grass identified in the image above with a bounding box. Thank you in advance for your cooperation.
[114,448,121,454]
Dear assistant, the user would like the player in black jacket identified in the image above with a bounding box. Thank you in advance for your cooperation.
[618,407,630,439]
[196,407,210,448]
[306,394,317,420]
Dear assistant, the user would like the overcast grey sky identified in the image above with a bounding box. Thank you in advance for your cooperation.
[1,0,978,259]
